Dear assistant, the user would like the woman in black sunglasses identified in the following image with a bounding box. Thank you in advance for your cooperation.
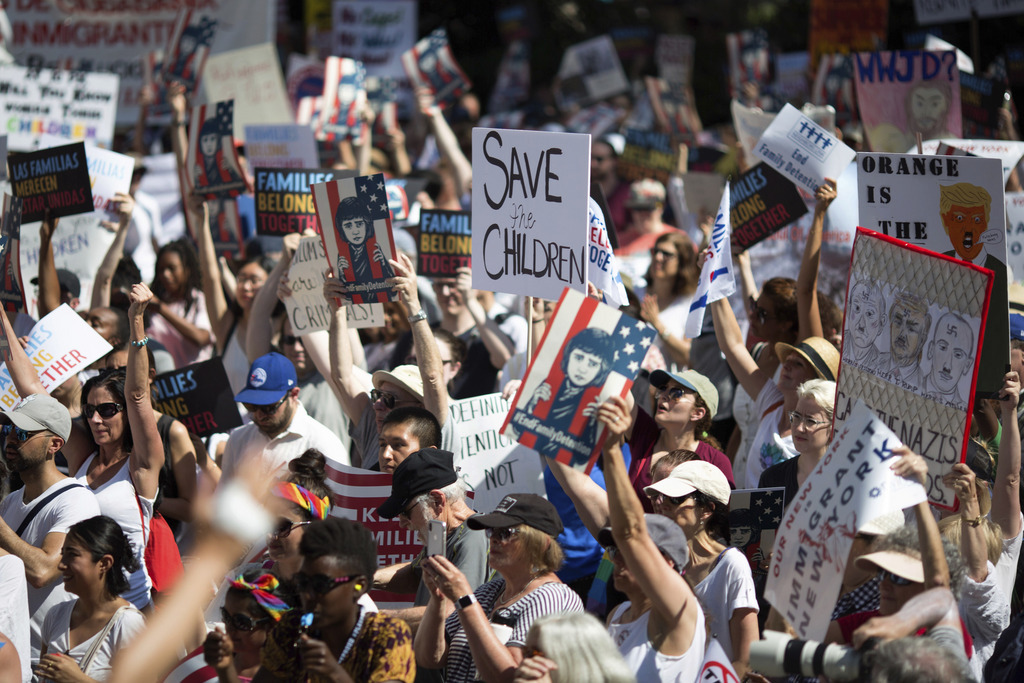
[265,451,334,581]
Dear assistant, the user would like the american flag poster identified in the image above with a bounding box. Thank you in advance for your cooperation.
[141,51,173,124]
[401,28,472,109]
[311,173,398,306]
[502,288,655,473]
[812,53,859,128]
[645,76,703,143]
[295,95,324,130]
[728,487,785,577]
[367,76,399,141]
[162,9,217,92]
[207,197,245,260]
[0,194,25,314]
[186,100,251,200]
[726,28,772,104]
[318,57,366,142]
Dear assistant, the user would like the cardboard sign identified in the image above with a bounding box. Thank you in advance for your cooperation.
[367,76,400,140]
[471,127,591,300]
[655,34,696,86]
[448,393,547,514]
[325,461,417,608]
[680,172,727,219]
[151,358,242,438]
[255,167,346,236]
[555,35,629,111]
[838,229,992,507]
[564,103,622,137]
[731,100,776,165]
[286,53,325,112]
[417,210,471,277]
[0,195,25,314]
[0,66,119,152]
[854,50,962,153]
[913,0,1024,23]
[312,172,399,305]
[753,103,856,194]
[10,142,93,223]
[730,165,810,250]
[645,77,702,143]
[284,235,385,332]
[0,305,111,407]
[918,139,1024,186]
[332,0,418,79]
[812,53,860,127]
[200,43,293,138]
[162,9,217,91]
[1006,192,1024,282]
[726,29,772,105]
[617,128,678,185]
[502,288,654,474]
[857,152,1006,398]
[186,100,251,200]
[766,401,928,640]
[401,28,472,109]
[808,0,889,69]
[84,146,134,223]
[207,197,245,260]
[729,488,786,578]
[318,57,366,142]
[244,125,319,169]
[959,73,1011,139]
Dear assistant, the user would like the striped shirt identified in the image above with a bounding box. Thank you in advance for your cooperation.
[443,578,583,683]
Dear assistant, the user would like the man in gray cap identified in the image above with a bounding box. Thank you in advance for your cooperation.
[0,393,100,663]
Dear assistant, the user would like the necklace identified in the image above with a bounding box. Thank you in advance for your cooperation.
[497,574,541,607]
[334,606,366,666]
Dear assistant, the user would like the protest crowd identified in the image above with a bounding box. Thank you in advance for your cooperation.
[3,2,1024,683]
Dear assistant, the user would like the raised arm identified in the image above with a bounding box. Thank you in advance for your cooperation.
[191,193,234,349]
[126,283,165,500]
[168,81,190,173]
[36,211,63,318]
[0,303,45,396]
[391,252,448,425]
[456,267,514,371]
[245,235,299,361]
[993,371,1022,539]
[543,456,610,540]
[417,87,472,198]
[325,277,372,422]
[710,296,769,400]
[91,193,136,310]
[890,447,951,592]
[796,179,836,341]
[946,463,989,582]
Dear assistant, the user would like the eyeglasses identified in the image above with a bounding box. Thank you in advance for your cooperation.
[293,572,359,597]
[282,335,302,346]
[879,570,915,587]
[646,490,695,506]
[243,394,288,415]
[82,402,124,420]
[398,501,419,521]
[269,518,311,539]
[220,607,271,632]
[655,386,690,402]
[0,425,44,442]
[485,527,521,543]
[651,248,678,260]
[748,298,775,324]
[788,411,830,429]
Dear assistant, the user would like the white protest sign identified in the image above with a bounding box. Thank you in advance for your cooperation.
[245,124,319,169]
[0,305,112,408]
[587,198,627,307]
[555,35,629,110]
[85,147,134,223]
[448,393,547,514]
[1008,193,1024,283]
[754,103,856,194]
[471,128,590,299]
[924,35,974,74]
[731,99,776,163]
[699,640,741,683]
[0,66,119,152]
[200,43,293,140]
[913,0,1024,23]
[135,153,186,248]
[332,0,418,79]
[19,214,116,315]
[766,401,927,639]
[5,0,274,126]
[655,34,695,86]
[285,236,384,333]
[917,139,1024,187]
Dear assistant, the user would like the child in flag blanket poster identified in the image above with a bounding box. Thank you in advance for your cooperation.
[503,287,656,473]
[187,99,250,200]
[312,173,398,306]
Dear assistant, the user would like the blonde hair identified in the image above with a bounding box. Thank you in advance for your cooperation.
[939,183,991,224]
[796,379,837,420]
[941,516,1003,565]
[517,524,564,573]
[525,612,636,683]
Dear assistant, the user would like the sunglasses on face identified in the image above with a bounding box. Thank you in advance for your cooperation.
[1,424,43,442]
[485,527,521,543]
[243,394,288,415]
[370,389,402,409]
[879,570,915,587]
[282,335,302,346]
[646,490,694,506]
[269,518,311,539]
[655,386,690,402]
[293,572,359,597]
[651,248,678,260]
[82,402,124,420]
[220,607,271,632]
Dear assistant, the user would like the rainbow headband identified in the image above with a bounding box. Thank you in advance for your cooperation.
[273,482,331,521]
[229,573,290,621]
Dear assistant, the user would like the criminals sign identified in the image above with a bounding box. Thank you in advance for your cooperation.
[472,127,590,299]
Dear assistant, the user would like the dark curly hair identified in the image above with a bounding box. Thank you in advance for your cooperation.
[66,515,139,598]
[299,518,377,579]
[287,449,334,516]
[152,239,202,315]
[81,368,133,453]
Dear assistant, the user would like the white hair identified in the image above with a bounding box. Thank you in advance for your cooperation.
[796,379,837,419]
[411,479,468,514]
[525,612,636,683]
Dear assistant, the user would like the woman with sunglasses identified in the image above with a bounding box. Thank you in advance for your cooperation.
[202,568,291,682]
[265,451,333,581]
[415,493,583,683]
[757,379,836,506]
[638,231,700,369]
[35,516,145,682]
[256,517,416,682]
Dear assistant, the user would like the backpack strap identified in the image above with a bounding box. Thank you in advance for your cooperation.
[15,482,86,537]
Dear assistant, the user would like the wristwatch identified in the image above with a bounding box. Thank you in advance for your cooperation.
[408,309,428,324]
[964,514,985,528]
[456,593,478,610]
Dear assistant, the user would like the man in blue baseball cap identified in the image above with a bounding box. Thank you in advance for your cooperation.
[221,352,348,480]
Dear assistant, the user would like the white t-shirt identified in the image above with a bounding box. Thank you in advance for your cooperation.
[993,511,1023,602]
[744,381,796,488]
[41,600,145,681]
[0,479,100,662]
[960,561,1011,681]
[0,555,30,682]
[692,547,760,661]
[732,363,781,483]
[608,600,706,683]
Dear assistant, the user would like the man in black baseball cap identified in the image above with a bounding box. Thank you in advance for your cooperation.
[374,449,488,630]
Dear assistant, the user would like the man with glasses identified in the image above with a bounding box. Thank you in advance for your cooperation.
[0,393,100,665]
[221,352,348,481]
